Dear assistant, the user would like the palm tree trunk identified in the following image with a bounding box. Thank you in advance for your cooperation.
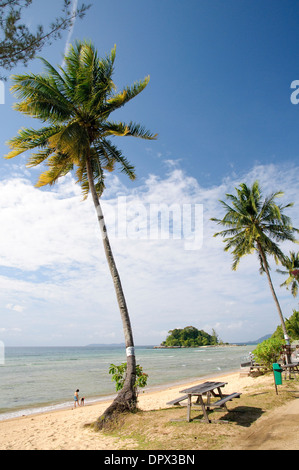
[85,157,137,427]
[257,242,290,346]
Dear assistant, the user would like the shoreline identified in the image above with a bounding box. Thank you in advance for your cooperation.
[0,367,241,423]
[0,369,277,450]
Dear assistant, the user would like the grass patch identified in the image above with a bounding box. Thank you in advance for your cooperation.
[100,376,299,450]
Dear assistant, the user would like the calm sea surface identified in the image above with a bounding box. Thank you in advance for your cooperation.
[0,344,253,421]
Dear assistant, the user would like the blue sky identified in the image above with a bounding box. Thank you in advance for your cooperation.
[0,0,299,346]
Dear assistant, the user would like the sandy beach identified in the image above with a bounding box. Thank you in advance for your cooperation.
[0,370,298,450]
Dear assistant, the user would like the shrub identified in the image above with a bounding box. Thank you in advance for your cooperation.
[252,337,285,368]
[109,363,148,392]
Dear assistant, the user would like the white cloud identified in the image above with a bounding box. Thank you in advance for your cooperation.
[0,176,100,271]
[6,304,24,313]
[0,162,298,346]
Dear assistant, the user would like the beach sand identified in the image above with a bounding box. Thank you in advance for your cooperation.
[0,371,298,450]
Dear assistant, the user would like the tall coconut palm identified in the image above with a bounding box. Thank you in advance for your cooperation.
[277,251,299,297]
[5,40,157,427]
[211,181,298,344]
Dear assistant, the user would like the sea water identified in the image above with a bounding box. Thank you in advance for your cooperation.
[0,344,253,421]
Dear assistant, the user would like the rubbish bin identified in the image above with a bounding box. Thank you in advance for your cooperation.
[273,363,283,385]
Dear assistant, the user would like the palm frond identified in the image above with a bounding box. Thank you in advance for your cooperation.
[47,121,89,164]
[26,148,53,167]
[36,152,74,187]
[124,121,158,140]
[277,251,299,297]
[5,125,63,159]
[11,73,75,123]
[98,139,136,180]
[102,76,150,117]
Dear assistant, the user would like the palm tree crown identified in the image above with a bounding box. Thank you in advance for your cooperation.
[6,40,157,195]
[211,181,297,271]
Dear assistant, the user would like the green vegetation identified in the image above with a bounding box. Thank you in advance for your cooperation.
[277,251,299,297]
[161,326,219,348]
[253,310,299,366]
[252,337,284,368]
[272,310,299,341]
[109,363,148,392]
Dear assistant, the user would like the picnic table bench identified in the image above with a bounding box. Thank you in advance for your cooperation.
[167,381,241,423]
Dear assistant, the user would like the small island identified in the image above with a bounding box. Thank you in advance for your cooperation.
[157,326,220,348]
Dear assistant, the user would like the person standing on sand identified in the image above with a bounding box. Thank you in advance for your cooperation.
[74,389,80,408]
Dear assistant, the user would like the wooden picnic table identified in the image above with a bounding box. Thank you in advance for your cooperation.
[176,381,241,423]
[281,362,299,379]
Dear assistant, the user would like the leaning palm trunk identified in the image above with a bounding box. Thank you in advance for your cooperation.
[86,158,137,427]
[257,242,290,346]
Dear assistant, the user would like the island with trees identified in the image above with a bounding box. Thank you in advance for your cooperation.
[158,326,220,348]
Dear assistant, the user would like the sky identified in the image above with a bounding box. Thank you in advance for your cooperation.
[0,0,299,346]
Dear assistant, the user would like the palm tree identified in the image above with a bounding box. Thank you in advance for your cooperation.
[5,40,157,427]
[277,251,299,297]
[211,181,298,344]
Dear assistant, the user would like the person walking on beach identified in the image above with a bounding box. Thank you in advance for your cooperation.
[74,389,80,408]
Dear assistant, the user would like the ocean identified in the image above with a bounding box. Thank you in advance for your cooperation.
[0,344,253,421]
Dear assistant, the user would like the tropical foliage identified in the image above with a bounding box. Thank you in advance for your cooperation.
[277,251,299,297]
[272,310,299,341]
[253,310,299,367]
[252,337,285,368]
[109,363,148,393]
[161,326,219,348]
[6,41,156,196]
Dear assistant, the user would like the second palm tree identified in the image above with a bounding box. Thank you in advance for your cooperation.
[211,181,298,344]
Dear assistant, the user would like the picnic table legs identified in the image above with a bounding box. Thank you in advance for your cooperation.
[198,395,211,423]
[187,394,191,422]
[187,394,211,423]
